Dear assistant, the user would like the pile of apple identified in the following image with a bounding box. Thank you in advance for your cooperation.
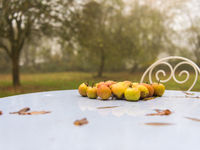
[78,80,165,101]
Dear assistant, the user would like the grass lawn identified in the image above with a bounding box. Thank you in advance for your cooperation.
[0,72,200,98]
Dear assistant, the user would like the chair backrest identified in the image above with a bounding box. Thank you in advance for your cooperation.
[140,56,200,92]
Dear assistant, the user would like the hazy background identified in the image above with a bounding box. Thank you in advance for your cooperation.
[0,0,200,97]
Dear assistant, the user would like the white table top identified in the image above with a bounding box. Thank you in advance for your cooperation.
[0,90,200,150]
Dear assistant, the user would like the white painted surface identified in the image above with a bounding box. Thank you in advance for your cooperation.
[0,90,200,150]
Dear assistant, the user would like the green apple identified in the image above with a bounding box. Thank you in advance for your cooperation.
[111,83,126,99]
[86,86,97,99]
[78,83,88,97]
[152,82,165,96]
[97,85,112,100]
[124,87,140,101]
[137,84,149,99]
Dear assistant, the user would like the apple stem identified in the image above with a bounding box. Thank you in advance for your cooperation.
[129,83,133,88]
[85,81,89,86]
[158,79,160,84]
[92,83,94,87]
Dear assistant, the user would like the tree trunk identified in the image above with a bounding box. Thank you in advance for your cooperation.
[97,49,105,77]
[11,54,20,87]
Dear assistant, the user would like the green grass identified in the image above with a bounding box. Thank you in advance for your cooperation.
[0,72,200,98]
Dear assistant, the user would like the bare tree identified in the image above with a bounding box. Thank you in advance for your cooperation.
[0,0,70,86]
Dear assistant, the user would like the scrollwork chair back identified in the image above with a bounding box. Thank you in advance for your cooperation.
[140,56,200,92]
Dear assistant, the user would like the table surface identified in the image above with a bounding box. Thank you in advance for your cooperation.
[0,90,200,150]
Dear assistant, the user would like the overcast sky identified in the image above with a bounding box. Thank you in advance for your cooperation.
[123,0,200,30]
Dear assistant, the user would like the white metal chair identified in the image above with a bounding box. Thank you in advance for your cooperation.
[140,56,200,92]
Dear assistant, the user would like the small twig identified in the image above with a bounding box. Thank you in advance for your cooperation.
[185,117,200,122]
[97,106,119,109]
[144,122,174,126]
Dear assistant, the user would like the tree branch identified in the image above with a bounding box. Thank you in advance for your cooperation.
[16,13,22,41]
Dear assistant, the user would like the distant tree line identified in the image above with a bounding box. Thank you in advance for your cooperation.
[0,0,199,87]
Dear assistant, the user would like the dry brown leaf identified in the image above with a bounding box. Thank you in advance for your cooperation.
[97,106,119,109]
[185,117,200,122]
[143,97,156,101]
[19,111,51,115]
[146,109,172,116]
[74,118,88,126]
[10,107,30,114]
[10,107,50,115]
[145,122,174,126]
[0,111,2,115]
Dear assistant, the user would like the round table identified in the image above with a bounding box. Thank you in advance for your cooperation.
[0,90,200,150]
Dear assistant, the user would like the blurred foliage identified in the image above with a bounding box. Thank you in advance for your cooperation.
[185,18,200,66]
[0,50,11,73]
[0,0,199,86]
[0,0,74,86]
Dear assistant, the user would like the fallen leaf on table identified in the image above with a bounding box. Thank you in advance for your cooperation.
[10,107,30,114]
[10,107,50,115]
[20,111,51,115]
[143,97,156,101]
[74,118,88,126]
[184,117,200,122]
[97,106,119,109]
[146,109,172,116]
[145,122,174,126]
[0,111,2,115]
